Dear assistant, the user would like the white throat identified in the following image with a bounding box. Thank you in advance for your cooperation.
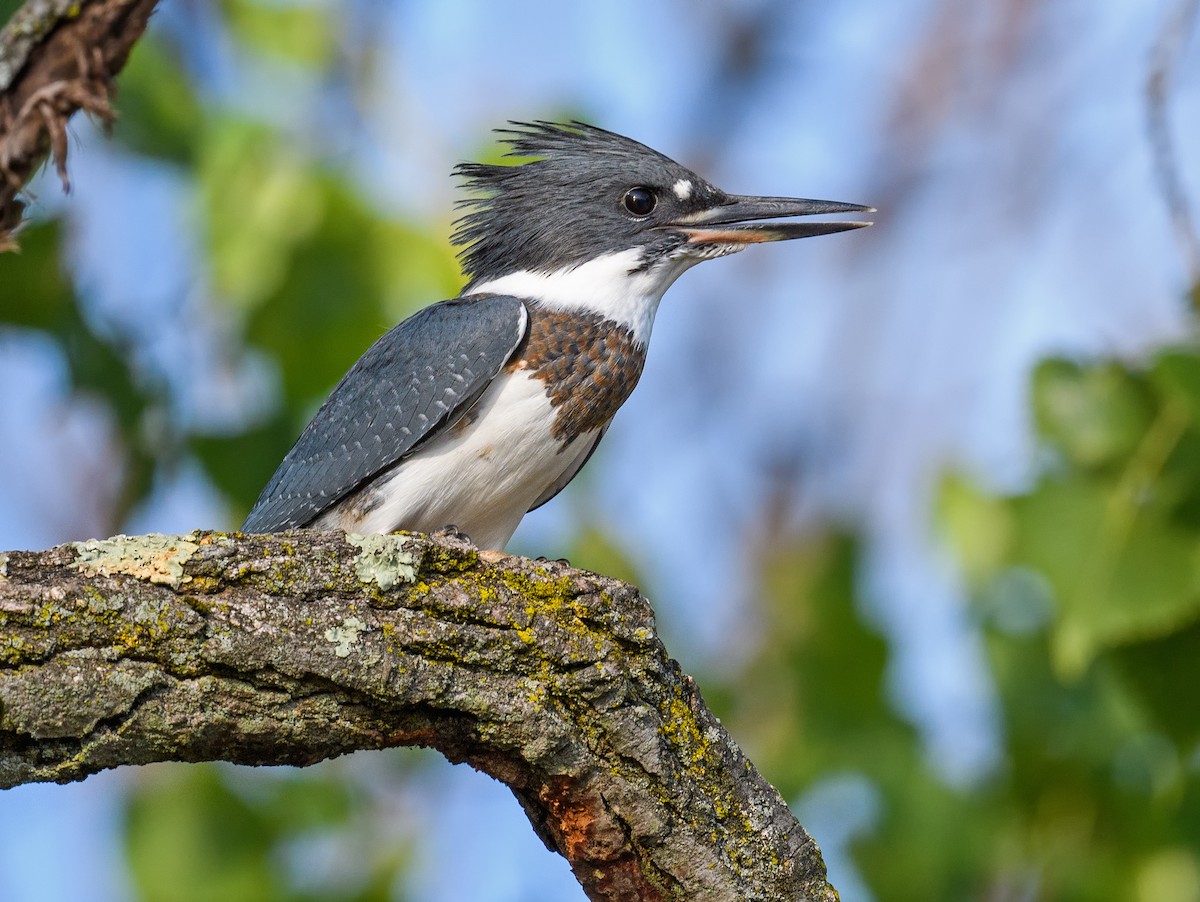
[466,247,699,344]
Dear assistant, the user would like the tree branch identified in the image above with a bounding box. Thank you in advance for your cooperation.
[1146,0,1200,289]
[0,530,835,902]
[0,0,159,249]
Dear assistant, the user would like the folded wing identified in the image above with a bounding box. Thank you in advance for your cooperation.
[242,294,528,532]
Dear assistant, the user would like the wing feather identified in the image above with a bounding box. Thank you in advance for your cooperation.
[242,294,528,532]
[526,428,606,512]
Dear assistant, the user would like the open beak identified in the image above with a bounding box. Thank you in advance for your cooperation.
[670,195,874,245]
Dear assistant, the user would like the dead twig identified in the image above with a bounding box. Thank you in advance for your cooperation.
[0,0,157,247]
[1146,0,1200,290]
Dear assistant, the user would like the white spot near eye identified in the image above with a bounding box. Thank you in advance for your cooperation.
[673,179,693,200]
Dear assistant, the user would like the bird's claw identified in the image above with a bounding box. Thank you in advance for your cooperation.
[432,524,474,545]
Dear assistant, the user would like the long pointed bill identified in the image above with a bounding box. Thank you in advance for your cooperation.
[671,195,874,245]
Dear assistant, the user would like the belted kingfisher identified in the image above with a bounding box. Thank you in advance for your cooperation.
[242,121,872,549]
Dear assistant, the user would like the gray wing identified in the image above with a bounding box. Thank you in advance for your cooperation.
[243,294,528,532]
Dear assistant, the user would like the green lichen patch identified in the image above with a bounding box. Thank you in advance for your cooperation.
[496,568,579,615]
[418,540,479,576]
[1,633,27,664]
[347,534,418,591]
[71,535,199,588]
[325,616,367,657]
[0,653,162,740]
[658,692,712,769]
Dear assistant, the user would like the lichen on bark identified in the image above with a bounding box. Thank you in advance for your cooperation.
[0,529,836,902]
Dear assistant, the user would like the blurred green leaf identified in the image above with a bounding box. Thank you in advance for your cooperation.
[1033,359,1154,471]
[751,349,1200,899]
[191,93,468,522]
[199,118,326,311]
[1133,848,1200,902]
[938,473,1014,586]
[729,534,909,790]
[726,532,1020,900]
[1110,618,1200,747]
[190,412,298,514]
[196,116,460,407]
[920,345,1200,899]
[241,177,392,404]
[0,0,23,27]
[1008,474,1200,675]
[125,767,283,902]
[221,0,336,67]
[124,765,410,902]
[1153,348,1200,421]
[114,35,203,164]
[0,219,76,329]
[372,220,464,322]
[948,353,1200,676]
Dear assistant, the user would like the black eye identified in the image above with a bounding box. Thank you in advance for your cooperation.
[623,186,657,216]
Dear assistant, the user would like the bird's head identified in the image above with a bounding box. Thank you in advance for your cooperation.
[452,121,872,291]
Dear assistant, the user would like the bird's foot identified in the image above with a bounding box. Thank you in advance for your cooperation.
[534,555,572,567]
[432,524,474,545]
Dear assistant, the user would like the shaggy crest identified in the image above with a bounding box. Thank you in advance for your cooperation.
[451,121,718,285]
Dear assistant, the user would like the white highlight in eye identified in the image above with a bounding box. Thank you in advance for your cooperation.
[672,179,693,200]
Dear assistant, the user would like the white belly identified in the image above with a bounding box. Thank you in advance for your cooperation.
[315,370,595,549]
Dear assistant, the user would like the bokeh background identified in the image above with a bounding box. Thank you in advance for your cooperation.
[3,1,1200,899]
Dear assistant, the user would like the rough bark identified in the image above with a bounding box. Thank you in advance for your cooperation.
[0,530,836,902]
[0,0,159,248]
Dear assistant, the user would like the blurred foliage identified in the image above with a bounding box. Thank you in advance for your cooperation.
[4,0,1200,899]
[2,1,462,530]
[0,0,21,29]
[1,5,459,896]
[124,765,410,902]
[725,356,1200,900]
[943,353,1200,681]
[0,220,162,520]
[218,0,336,67]
[720,344,1200,900]
[115,34,203,165]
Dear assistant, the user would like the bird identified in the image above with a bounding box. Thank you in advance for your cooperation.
[242,121,872,549]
